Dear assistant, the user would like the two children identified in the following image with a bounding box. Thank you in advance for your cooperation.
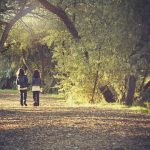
[16,68,43,106]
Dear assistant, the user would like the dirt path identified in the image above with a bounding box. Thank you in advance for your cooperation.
[0,92,150,150]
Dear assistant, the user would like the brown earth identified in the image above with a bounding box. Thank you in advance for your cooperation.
[0,92,150,150]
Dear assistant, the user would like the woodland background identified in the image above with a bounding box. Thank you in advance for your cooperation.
[0,0,150,107]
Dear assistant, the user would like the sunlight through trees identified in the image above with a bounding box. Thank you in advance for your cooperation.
[0,0,150,107]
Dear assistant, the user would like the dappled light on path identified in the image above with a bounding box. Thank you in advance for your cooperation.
[0,92,150,150]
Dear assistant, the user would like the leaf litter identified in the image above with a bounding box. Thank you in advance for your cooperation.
[0,92,150,150]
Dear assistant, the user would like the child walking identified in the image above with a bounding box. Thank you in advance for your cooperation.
[16,68,28,106]
[32,69,42,106]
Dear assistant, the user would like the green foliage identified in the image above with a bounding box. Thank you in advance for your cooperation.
[1,0,150,104]
[0,55,17,89]
[51,0,141,103]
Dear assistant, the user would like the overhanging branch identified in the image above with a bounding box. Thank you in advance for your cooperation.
[0,6,35,53]
[38,0,80,40]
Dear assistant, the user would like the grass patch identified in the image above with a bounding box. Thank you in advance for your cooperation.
[129,106,150,114]
[68,101,150,114]
[0,89,19,94]
[0,89,64,98]
[97,103,150,114]
[0,89,149,114]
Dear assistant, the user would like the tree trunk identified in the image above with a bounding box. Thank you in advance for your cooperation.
[90,46,101,103]
[139,70,148,92]
[125,75,136,106]
[120,75,128,102]
[90,70,99,103]
[99,85,116,103]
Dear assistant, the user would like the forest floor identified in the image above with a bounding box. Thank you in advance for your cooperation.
[0,90,150,150]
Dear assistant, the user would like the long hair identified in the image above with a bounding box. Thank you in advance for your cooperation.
[17,68,25,77]
[33,69,40,78]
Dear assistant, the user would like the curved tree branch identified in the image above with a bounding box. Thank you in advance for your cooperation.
[0,6,35,53]
[0,0,80,53]
[38,0,80,40]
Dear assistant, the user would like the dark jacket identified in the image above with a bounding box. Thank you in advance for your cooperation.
[16,75,28,88]
[32,77,42,86]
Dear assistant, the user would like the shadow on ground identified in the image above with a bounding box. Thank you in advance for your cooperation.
[0,107,150,150]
